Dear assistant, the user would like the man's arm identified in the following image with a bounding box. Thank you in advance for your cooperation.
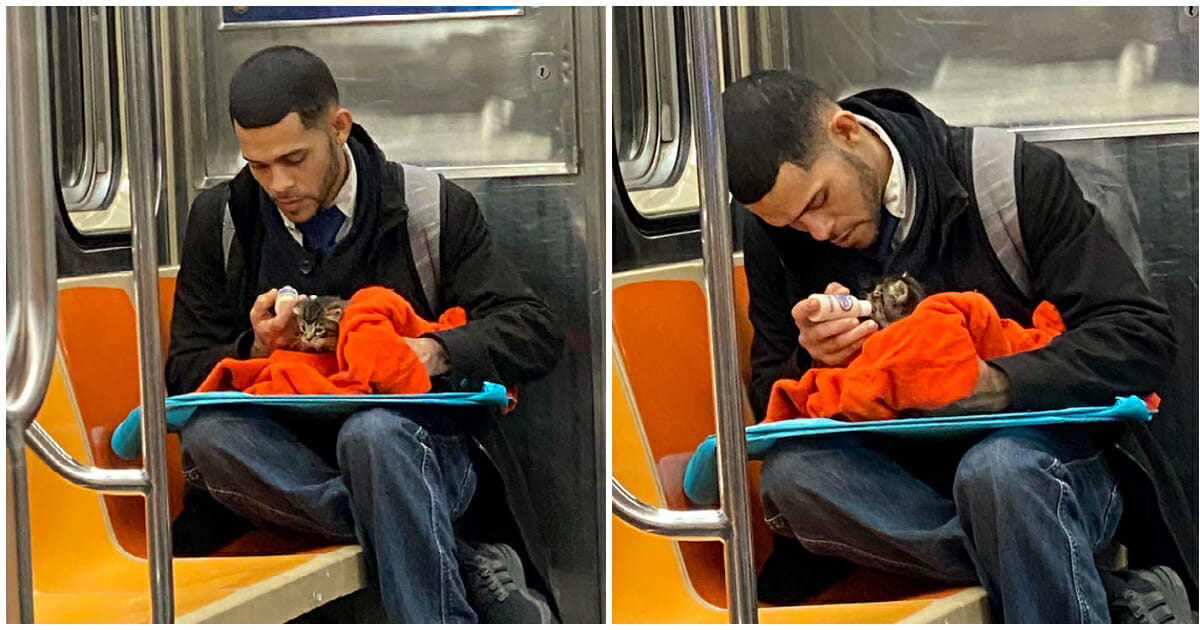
[988,141,1176,409]
[165,192,255,395]
[423,182,564,387]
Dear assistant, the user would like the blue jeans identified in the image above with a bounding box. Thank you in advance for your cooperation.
[179,405,479,623]
[759,426,1124,623]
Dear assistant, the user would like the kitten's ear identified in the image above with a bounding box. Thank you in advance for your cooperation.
[325,305,344,321]
[293,302,305,316]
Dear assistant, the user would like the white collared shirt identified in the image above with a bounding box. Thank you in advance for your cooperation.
[277,142,357,246]
[853,114,917,250]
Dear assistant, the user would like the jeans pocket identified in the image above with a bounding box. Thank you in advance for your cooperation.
[429,434,476,521]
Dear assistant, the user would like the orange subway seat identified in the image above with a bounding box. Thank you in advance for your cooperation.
[27,277,359,623]
[611,263,985,622]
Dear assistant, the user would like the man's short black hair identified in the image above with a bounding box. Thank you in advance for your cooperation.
[229,45,339,129]
[723,71,836,205]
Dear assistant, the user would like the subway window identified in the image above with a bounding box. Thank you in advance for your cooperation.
[50,6,129,236]
[787,6,1199,129]
[613,7,700,220]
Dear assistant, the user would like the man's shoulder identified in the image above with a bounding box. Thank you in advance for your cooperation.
[189,181,233,221]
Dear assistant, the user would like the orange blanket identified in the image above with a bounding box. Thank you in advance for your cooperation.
[198,286,466,395]
[764,291,1066,422]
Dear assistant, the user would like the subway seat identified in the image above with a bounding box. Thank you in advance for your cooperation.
[27,274,367,623]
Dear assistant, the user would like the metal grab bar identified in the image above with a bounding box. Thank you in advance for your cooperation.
[6,7,60,431]
[611,479,728,540]
[119,6,175,623]
[25,423,149,494]
[611,7,758,623]
[6,7,63,623]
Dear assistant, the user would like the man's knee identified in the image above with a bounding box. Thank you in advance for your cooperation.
[336,407,425,462]
[760,434,868,504]
[180,408,258,459]
[953,432,1055,507]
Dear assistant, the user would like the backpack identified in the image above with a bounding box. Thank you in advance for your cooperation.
[970,127,1146,301]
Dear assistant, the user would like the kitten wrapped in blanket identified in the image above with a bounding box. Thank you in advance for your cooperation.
[864,273,926,329]
[291,295,349,353]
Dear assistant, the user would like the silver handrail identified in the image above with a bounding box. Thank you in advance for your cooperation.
[25,424,149,494]
[5,6,176,623]
[611,480,728,539]
[610,7,759,623]
[6,6,63,623]
[120,6,175,623]
[684,6,758,622]
[6,9,59,429]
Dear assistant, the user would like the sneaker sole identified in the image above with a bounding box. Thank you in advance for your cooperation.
[1143,565,1194,624]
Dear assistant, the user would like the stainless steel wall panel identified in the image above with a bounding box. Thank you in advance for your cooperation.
[1044,134,1198,515]
[787,7,1197,128]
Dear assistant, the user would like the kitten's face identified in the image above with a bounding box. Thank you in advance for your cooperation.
[292,296,347,352]
[865,275,925,329]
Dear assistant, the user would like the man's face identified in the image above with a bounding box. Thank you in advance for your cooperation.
[747,131,884,250]
[235,111,343,224]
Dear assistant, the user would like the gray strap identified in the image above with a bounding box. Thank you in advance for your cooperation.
[972,127,1033,301]
[401,162,442,313]
[222,201,235,273]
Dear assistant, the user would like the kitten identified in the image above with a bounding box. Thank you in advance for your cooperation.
[291,296,349,353]
[864,274,926,329]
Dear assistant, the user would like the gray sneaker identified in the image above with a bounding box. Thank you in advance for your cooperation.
[457,541,554,624]
[1103,565,1196,624]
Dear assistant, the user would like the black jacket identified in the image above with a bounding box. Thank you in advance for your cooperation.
[166,124,565,608]
[743,88,1196,603]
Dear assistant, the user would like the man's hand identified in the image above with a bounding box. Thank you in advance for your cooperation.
[249,289,300,358]
[792,282,878,367]
[928,358,1013,416]
[404,337,452,377]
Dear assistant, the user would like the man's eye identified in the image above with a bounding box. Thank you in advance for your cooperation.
[287,154,305,165]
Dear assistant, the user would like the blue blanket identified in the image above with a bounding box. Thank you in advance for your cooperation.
[111,382,510,461]
[683,396,1153,506]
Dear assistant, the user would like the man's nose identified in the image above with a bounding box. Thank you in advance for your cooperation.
[796,214,834,241]
[268,167,294,196]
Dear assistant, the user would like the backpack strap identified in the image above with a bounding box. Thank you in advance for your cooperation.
[971,126,1034,301]
[401,162,443,314]
[222,202,236,273]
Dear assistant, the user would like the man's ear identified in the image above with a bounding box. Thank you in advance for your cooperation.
[331,107,353,144]
[827,109,862,150]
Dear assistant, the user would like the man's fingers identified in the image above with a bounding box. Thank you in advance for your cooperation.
[809,315,861,339]
[824,319,877,352]
[824,282,850,295]
[791,296,821,323]
[805,318,877,365]
[250,289,278,322]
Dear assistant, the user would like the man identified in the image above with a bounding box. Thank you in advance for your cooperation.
[722,70,1196,623]
[165,46,563,623]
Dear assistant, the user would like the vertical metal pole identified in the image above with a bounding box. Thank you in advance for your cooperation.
[6,6,62,623]
[6,437,34,623]
[683,6,758,624]
[119,6,175,623]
